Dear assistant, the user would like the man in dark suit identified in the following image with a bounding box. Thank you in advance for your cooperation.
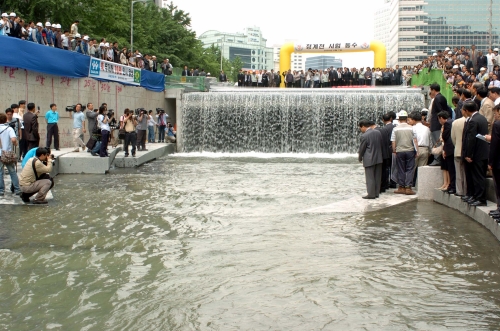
[358,119,384,199]
[237,70,245,87]
[429,83,451,166]
[394,65,402,85]
[378,114,394,192]
[181,66,190,76]
[488,105,500,220]
[461,101,490,206]
[439,111,456,193]
[477,51,488,73]
[463,55,474,71]
[219,70,227,83]
[23,103,40,151]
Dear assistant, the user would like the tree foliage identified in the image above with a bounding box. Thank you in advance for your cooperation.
[0,0,234,70]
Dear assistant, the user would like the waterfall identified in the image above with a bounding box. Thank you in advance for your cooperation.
[181,88,425,154]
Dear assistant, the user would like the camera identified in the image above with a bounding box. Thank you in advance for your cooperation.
[107,109,114,118]
[156,108,165,114]
[135,108,146,116]
[65,105,86,112]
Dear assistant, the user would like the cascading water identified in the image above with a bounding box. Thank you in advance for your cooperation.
[181,88,425,154]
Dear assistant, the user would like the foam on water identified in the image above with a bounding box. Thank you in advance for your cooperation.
[172,152,357,159]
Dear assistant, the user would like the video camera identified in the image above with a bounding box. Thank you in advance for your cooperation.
[107,109,115,118]
[65,105,86,112]
[156,108,165,114]
[134,108,146,116]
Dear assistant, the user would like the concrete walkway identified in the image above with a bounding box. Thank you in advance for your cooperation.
[114,143,175,168]
[303,193,418,214]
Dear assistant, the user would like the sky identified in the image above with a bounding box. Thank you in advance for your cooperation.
[177,0,385,68]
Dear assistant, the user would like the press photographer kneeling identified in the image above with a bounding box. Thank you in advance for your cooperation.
[19,147,54,204]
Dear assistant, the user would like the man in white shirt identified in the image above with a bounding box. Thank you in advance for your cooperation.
[0,113,21,195]
[489,87,500,106]
[408,110,431,187]
[487,48,496,74]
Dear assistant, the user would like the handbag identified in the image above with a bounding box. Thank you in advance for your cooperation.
[86,136,97,150]
[431,142,443,157]
[0,127,18,164]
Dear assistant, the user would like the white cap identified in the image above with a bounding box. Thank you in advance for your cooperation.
[104,42,109,47]
[495,48,499,52]
[448,51,452,54]
[136,54,141,57]
[422,108,429,112]
[432,52,437,56]
[398,110,408,117]
[99,42,105,47]
[9,12,15,17]
[57,24,62,28]
[75,33,81,38]
[445,47,450,51]
[480,67,486,71]
[83,36,89,41]
[1,13,7,17]
[453,65,459,69]
[45,22,51,27]
[36,22,43,27]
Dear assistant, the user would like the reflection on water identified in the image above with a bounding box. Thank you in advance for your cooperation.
[1,157,500,330]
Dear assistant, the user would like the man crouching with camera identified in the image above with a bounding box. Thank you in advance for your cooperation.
[18,147,54,204]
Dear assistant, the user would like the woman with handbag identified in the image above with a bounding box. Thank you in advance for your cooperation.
[0,113,21,196]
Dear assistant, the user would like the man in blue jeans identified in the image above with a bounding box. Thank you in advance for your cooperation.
[0,113,21,196]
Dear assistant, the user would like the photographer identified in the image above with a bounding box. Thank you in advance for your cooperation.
[97,106,113,157]
[156,110,168,143]
[136,109,148,151]
[71,103,86,152]
[166,122,176,143]
[147,110,157,143]
[18,147,53,204]
[121,109,138,157]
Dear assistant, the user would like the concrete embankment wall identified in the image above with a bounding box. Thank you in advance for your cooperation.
[418,166,500,241]
[0,66,169,148]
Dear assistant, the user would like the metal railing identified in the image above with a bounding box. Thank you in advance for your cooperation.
[165,75,207,92]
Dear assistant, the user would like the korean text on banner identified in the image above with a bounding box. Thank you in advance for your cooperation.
[89,58,141,86]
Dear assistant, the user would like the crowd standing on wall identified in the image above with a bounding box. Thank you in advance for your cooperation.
[0,11,160,71]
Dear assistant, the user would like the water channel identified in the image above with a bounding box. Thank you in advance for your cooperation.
[1,155,500,330]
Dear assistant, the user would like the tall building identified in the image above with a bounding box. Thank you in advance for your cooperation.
[154,0,168,8]
[374,0,391,67]
[304,56,343,70]
[376,0,500,67]
[198,27,274,71]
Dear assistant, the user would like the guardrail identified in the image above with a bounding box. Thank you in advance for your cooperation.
[165,75,207,92]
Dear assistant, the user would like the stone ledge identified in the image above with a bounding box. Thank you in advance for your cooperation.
[113,143,176,168]
[433,189,500,241]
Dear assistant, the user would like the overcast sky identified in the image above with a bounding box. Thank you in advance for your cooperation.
[178,0,385,67]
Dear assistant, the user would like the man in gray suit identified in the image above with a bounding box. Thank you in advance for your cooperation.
[358,119,384,199]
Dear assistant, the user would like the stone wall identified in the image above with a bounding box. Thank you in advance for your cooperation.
[0,66,167,148]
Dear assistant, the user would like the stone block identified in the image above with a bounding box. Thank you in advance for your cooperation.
[417,166,443,200]
[113,144,175,168]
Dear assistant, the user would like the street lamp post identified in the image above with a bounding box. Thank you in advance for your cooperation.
[131,0,152,53]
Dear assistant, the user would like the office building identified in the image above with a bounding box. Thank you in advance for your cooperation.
[304,56,343,70]
[376,0,500,67]
[374,1,391,67]
[199,27,274,71]
[154,0,168,8]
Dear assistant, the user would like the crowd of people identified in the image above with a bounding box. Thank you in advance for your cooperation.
[358,82,500,222]
[1,11,165,71]
[0,100,176,204]
[229,66,411,88]
[413,45,500,91]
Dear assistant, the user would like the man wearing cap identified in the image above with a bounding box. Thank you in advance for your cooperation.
[478,67,488,83]
[391,110,418,195]
[358,119,384,199]
[0,13,11,36]
[42,22,53,46]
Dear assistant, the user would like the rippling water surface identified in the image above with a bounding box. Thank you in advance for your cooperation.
[1,156,500,330]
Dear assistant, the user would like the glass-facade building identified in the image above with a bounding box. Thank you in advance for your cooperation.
[379,0,500,67]
[198,27,274,71]
[304,56,343,70]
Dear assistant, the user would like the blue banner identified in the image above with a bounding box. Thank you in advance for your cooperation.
[140,69,165,92]
[0,35,90,78]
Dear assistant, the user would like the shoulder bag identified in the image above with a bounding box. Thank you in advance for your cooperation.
[0,127,18,164]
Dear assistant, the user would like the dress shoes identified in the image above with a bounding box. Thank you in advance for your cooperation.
[489,210,500,217]
[461,196,472,202]
[466,198,477,204]
[447,189,456,195]
[394,187,406,194]
[470,200,487,207]
[362,195,376,199]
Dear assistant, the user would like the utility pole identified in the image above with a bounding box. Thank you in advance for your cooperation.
[488,0,493,49]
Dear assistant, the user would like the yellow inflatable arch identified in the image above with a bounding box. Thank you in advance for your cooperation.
[279,41,386,87]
